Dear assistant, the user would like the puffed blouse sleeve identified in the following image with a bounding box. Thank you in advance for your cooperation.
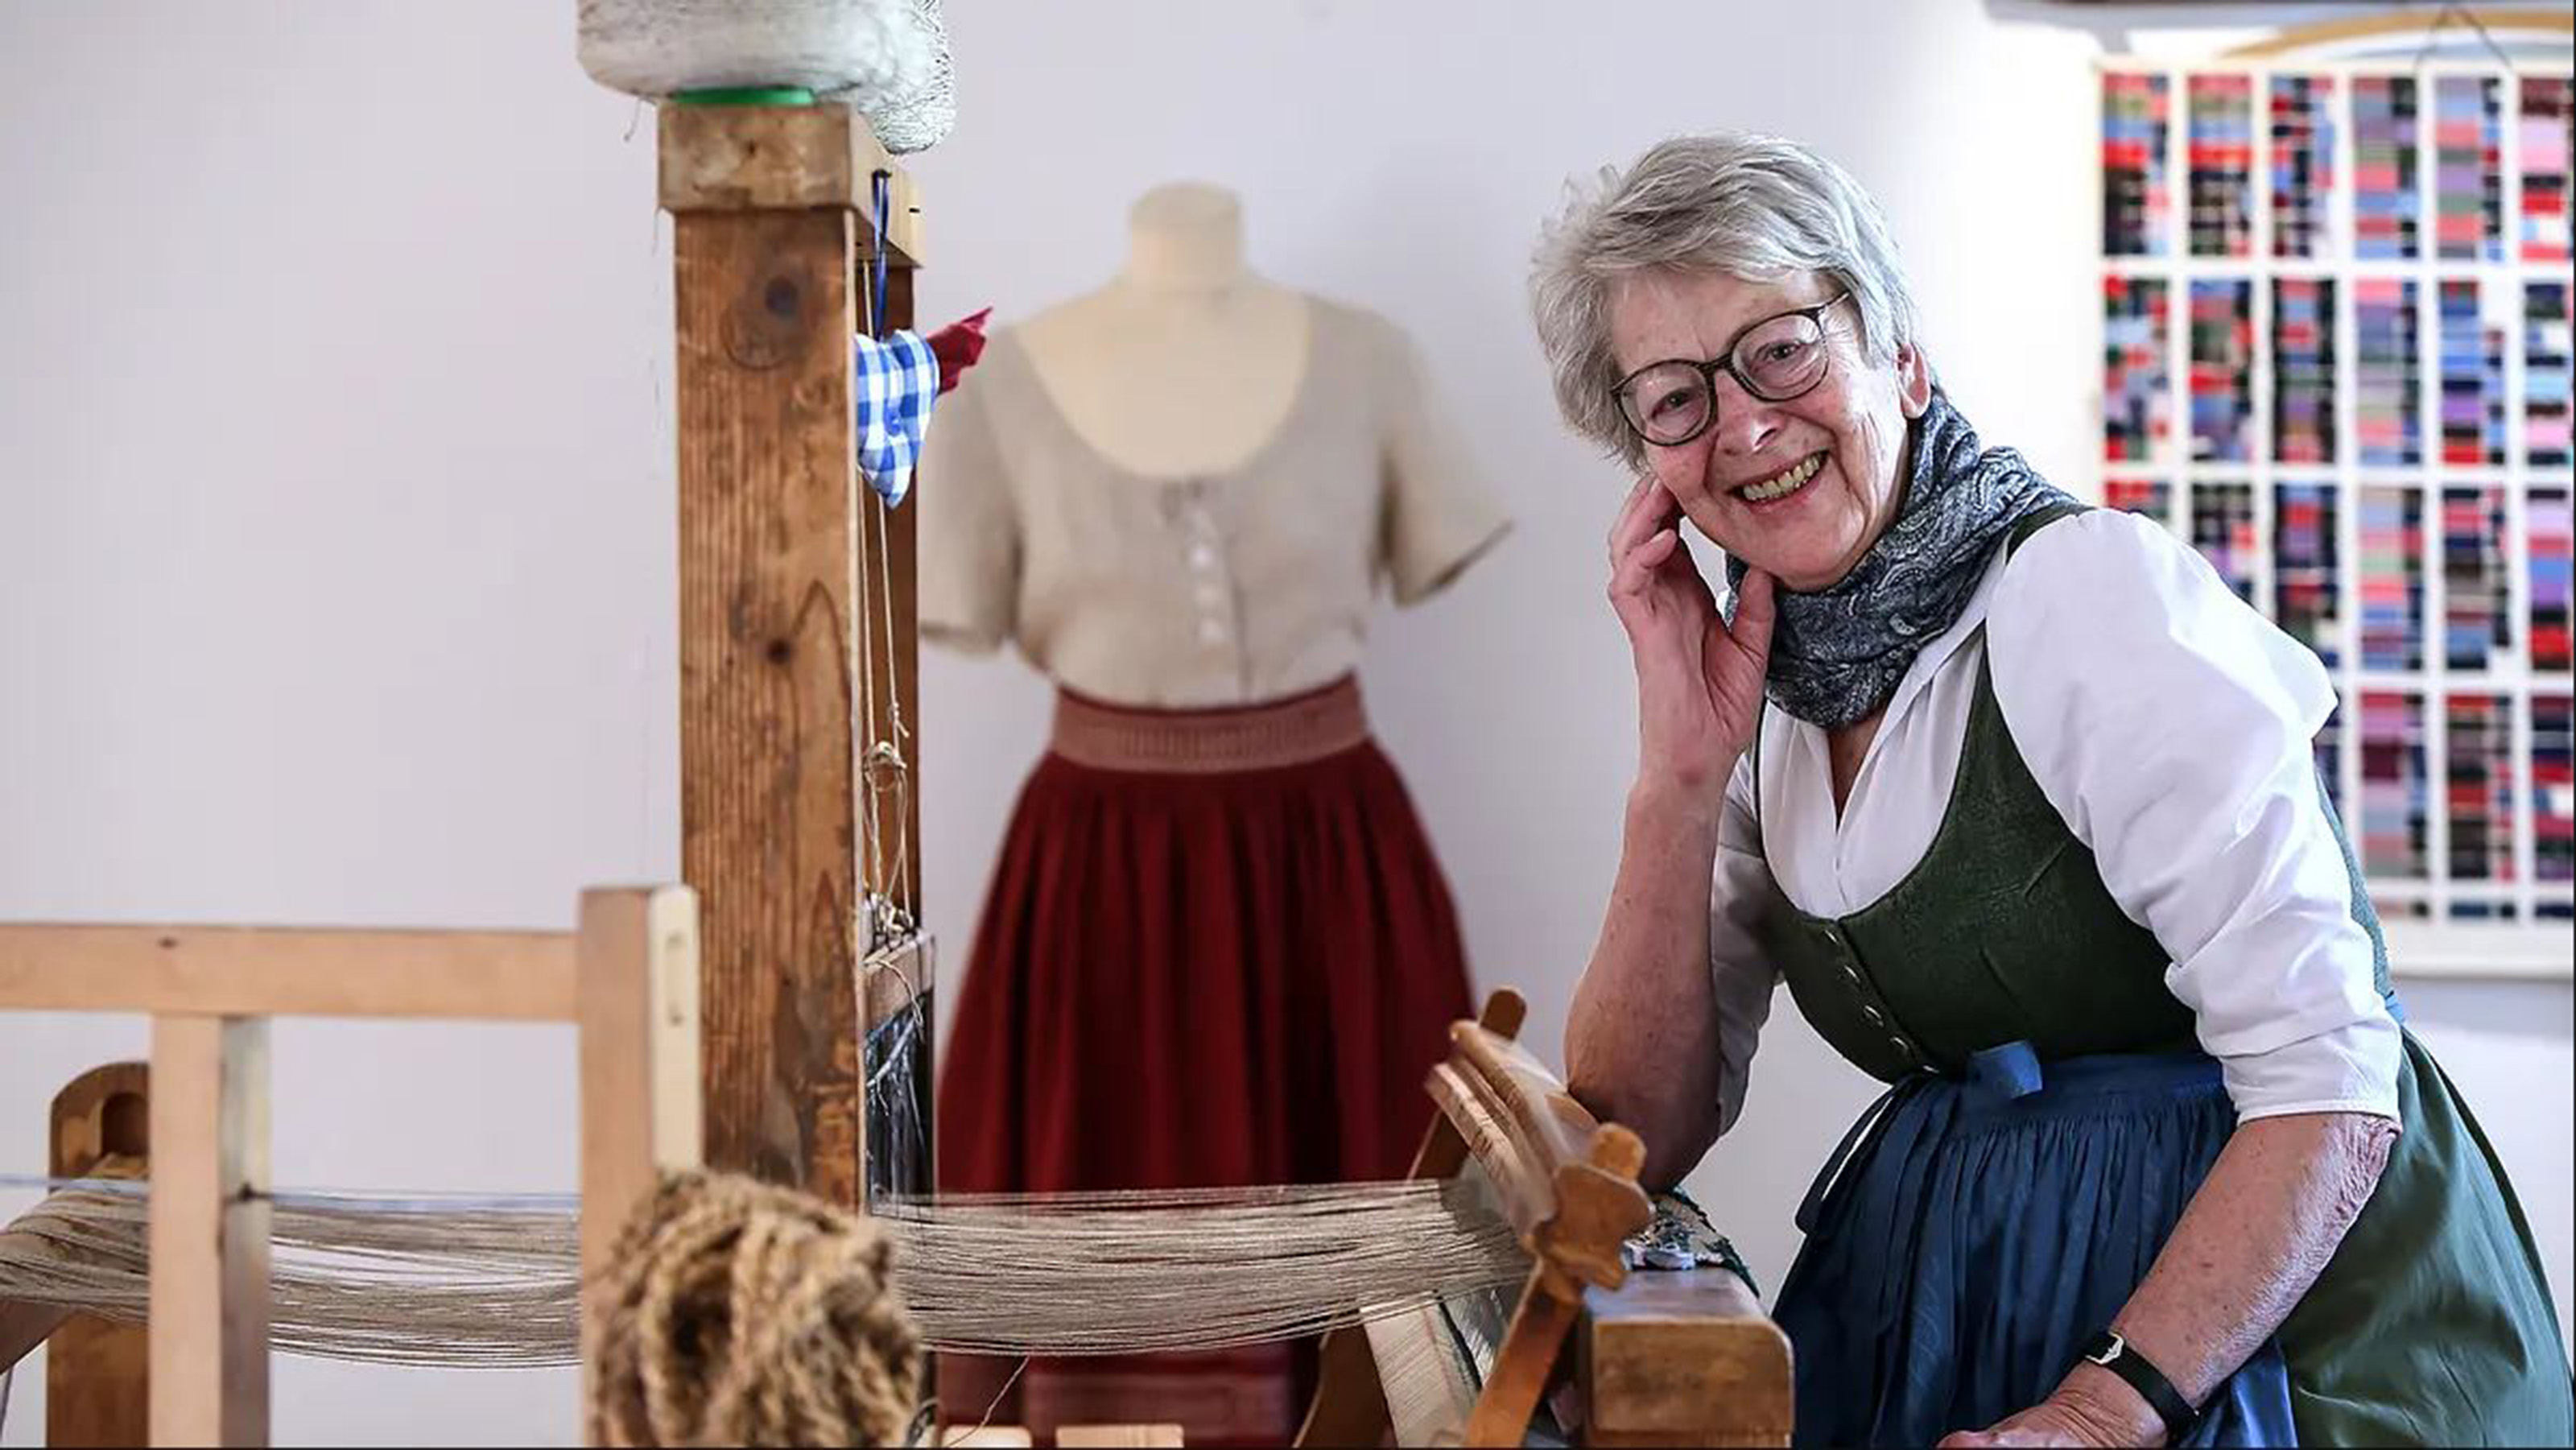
[1987,509,2401,1124]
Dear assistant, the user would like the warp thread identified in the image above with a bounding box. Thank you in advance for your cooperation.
[0,1176,1530,1373]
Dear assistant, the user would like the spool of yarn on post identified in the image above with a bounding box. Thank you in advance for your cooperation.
[573,0,956,151]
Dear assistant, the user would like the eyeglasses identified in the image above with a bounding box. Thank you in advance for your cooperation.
[1612,291,1854,448]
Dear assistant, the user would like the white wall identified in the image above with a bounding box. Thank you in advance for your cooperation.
[0,2,2565,1444]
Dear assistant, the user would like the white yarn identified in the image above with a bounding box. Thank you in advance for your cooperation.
[1,1181,1525,1367]
[576,0,956,153]
[861,0,955,155]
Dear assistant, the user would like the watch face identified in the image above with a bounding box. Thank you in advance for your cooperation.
[2084,1332,2125,1366]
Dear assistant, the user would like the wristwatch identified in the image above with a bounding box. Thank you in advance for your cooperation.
[2078,1329,2202,1442]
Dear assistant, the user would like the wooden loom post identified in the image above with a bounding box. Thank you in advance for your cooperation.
[658,101,923,1205]
[48,1062,151,1448]
[577,884,704,1431]
[147,1015,270,1448]
[1,893,679,1446]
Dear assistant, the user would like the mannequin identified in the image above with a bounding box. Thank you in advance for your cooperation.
[925,183,1506,1447]
[1016,182,1311,481]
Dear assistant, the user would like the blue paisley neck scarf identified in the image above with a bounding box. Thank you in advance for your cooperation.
[1724,389,2079,729]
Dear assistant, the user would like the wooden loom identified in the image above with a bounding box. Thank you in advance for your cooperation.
[0,96,930,1448]
[0,887,703,1447]
[0,977,1791,1449]
[0,93,1792,1450]
[1293,991,1792,1449]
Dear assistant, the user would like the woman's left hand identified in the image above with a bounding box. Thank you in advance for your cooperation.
[1936,1374,2165,1448]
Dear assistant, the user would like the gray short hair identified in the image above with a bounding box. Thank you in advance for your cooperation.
[1530,132,1922,468]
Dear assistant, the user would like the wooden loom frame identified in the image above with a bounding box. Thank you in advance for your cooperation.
[1298,991,1793,1448]
[0,89,1791,1448]
[0,95,931,1446]
[5,983,1793,1442]
[0,886,702,1447]
[1,981,1793,1450]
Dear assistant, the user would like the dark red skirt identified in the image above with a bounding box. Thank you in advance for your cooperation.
[935,675,1474,1444]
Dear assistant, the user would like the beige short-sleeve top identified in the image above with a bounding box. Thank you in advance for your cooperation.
[918,299,1511,708]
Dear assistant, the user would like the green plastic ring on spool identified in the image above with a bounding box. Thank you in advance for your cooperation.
[671,86,817,107]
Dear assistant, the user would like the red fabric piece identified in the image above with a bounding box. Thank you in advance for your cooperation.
[936,680,1476,1447]
[928,307,992,395]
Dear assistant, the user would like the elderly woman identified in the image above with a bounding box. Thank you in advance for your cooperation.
[1533,133,2572,1448]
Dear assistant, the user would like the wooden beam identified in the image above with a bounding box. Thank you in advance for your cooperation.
[148,1016,270,1448]
[1581,1267,1793,1448]
[667,104,868,1207]
[0,926,576,1021]
[577,886,704,1438]
[2223,6,2572,59]
[658,104,925,266]
[50,1061,151,1448]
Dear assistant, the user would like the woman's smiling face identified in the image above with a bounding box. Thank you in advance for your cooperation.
[1608,268,1930,592]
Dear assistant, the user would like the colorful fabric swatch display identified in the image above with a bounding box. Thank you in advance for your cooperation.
[2193,280,2256,462]
[2192,481,2259,602]
[2277,481,2342,667]
[2273,277,2335,465]
[2103,61,2576,931]
[2533,487,2573,675]
[2103,278,2168,461]
[2523,76,2573,263]
[2434,76,2505,262]
[2534,695,2576,901]
[2445,694,2516,917]
[2440,487,2511,671]
[2355,75,2421,261]
[2190,73,2256,257]
[2106,477,2172,521]
[2271,73,2337,258]
[2529,283,2572,469]
[2535,694,2574,897]
[2355,278,2421,467]
[2103,72,2170,257]
[2359,691,2429,888]
[2359,486,2425,672]
[2437,280,2506,467]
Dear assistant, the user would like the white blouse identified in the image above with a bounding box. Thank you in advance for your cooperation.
[1708,508,2403,1135]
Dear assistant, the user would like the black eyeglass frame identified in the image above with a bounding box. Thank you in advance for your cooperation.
[1611,290,1856,448]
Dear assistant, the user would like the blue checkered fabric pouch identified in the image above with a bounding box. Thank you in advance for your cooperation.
[853,327,938,507]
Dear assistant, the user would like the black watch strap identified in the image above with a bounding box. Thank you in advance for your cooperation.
[2079,1330,2201,1441]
